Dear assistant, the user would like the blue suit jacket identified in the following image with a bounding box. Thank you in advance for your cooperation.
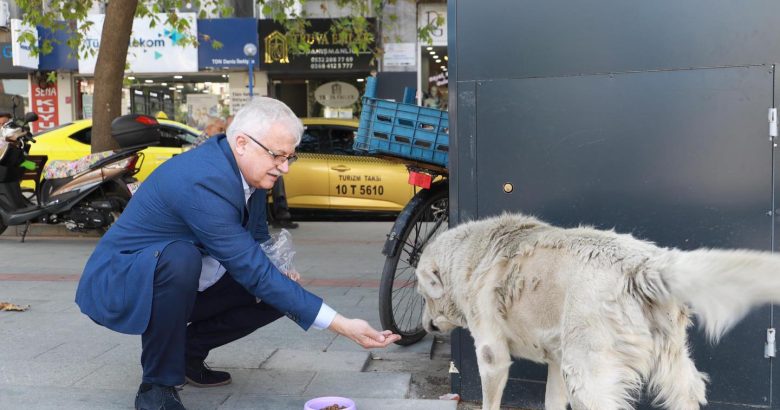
[75,135,322,334]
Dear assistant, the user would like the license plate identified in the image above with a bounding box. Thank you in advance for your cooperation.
[127,182,140,196]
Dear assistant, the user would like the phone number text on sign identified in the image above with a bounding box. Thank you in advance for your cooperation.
[336,184,385,196]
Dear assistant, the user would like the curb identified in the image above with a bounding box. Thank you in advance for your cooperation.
[1,223,101,238]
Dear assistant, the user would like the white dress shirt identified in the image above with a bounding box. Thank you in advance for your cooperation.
[198,173,337,330]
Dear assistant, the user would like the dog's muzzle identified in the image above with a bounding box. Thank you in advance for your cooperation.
[428,320,440,333]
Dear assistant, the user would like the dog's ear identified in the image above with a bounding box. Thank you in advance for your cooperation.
[419,268,445,299]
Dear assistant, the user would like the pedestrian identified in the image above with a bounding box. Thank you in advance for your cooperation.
[192,116,226,146]
[0,110,12,125]
[75,97,401,410]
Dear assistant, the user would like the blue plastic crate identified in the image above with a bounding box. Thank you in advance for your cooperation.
[354,78,449,167]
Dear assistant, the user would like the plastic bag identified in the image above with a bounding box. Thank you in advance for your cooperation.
[260,228,297,275]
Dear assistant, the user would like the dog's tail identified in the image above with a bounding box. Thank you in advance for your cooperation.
[662,249,780,341]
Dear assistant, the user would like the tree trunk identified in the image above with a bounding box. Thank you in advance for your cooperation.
[91,0,138,153]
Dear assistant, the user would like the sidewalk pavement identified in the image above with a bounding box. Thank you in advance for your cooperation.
[0,222,460,410]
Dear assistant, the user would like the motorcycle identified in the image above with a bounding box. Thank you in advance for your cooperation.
[0,112,161,240]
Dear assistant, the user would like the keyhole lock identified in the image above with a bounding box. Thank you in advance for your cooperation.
[503,183,514,193]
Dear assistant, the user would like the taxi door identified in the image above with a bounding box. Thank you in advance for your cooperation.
[323,126,414,212]
[284,126,332,209]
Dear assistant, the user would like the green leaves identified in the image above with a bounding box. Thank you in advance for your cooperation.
[17,0,445,65]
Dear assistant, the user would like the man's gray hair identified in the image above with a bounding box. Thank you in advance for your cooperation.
[226,97,303,146]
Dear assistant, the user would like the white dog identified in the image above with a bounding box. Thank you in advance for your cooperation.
[415,213,780,410]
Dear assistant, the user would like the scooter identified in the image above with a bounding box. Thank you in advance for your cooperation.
[0,112,161,240]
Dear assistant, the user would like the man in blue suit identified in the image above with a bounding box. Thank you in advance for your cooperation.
[75,97,400,410]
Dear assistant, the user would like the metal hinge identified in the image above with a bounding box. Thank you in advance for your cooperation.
[769,108,777,141]
[449,361,460,374]
[765,328,776,358]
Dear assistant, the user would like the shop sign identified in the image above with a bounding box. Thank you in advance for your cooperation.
[30,78,58,134]
[38,25,79,71]
[314,81,359,108]
[0,42,31,74]
[79,13,198,74]
[198,18,259,69]
[186,94,219,130]
[383,43,416,68]
[418,3,447,47]
[429,72,448,86]
[259,18,375,73]
[10,19,39,69]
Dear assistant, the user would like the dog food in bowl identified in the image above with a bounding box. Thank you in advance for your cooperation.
[304,396,355,410]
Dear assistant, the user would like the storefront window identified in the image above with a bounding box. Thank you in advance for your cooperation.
[1,79,29,112]
[420,45,448,111]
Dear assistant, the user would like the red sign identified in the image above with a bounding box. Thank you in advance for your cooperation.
[30,79,59,134]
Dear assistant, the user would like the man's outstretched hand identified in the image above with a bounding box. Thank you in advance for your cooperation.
[328,314,401,348]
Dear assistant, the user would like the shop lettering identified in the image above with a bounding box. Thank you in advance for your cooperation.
[311,56,355,63]
[210,58,252,65]
[288,31,371,46]
[310,62,354,70]
[34,87,57,97]
[34,100,57,128]
[132,38,166,48]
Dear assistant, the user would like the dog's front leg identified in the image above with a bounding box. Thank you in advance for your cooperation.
[474,335,512,410]
[544,361,568,410]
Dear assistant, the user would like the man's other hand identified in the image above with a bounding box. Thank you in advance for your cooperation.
[328,314,401,348]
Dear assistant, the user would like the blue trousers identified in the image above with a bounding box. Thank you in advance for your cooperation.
[141,241,284,386]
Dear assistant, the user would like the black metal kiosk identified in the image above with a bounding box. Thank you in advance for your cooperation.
[448,0,780,408]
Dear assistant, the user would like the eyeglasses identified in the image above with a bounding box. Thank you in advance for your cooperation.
[242,133,298,165]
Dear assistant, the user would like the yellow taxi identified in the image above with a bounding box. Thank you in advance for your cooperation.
[25,118,201,185]
[286,118,415,212]
[26,117,415,213]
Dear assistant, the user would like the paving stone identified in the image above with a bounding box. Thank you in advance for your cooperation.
[236,369,315,396]
[0,360,105,387]
[216,394,309,410]
[0,385,134,410]
[220,394,457,410]
[303,371,411,399]
[72,363,142,389]
[206,343,276,369]
[262,349,370,372]
[33,341,124,363]
[90,342,142,365]
[352,398,458,410]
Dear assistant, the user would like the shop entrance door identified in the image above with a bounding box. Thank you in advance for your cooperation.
[272,81,307,117]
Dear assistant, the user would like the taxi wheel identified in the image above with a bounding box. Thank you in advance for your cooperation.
[379,185,448,346]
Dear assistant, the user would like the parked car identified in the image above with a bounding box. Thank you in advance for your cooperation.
[26,118,201,183]
[286,118,415,212]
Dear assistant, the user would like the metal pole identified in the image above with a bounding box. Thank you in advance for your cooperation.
[248,60,254,98]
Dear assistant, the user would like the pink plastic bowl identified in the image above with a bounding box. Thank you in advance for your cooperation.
[304,396,356,410]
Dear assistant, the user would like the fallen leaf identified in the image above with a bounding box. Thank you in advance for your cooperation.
[0,302,30,312]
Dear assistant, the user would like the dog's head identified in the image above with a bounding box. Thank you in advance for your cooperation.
[416,234,466,334]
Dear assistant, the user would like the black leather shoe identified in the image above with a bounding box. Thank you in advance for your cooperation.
[271,220,299,229]
[184,358,231,388]
[135,383,186,410]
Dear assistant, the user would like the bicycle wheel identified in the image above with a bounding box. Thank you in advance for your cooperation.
[379,184,448,345]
